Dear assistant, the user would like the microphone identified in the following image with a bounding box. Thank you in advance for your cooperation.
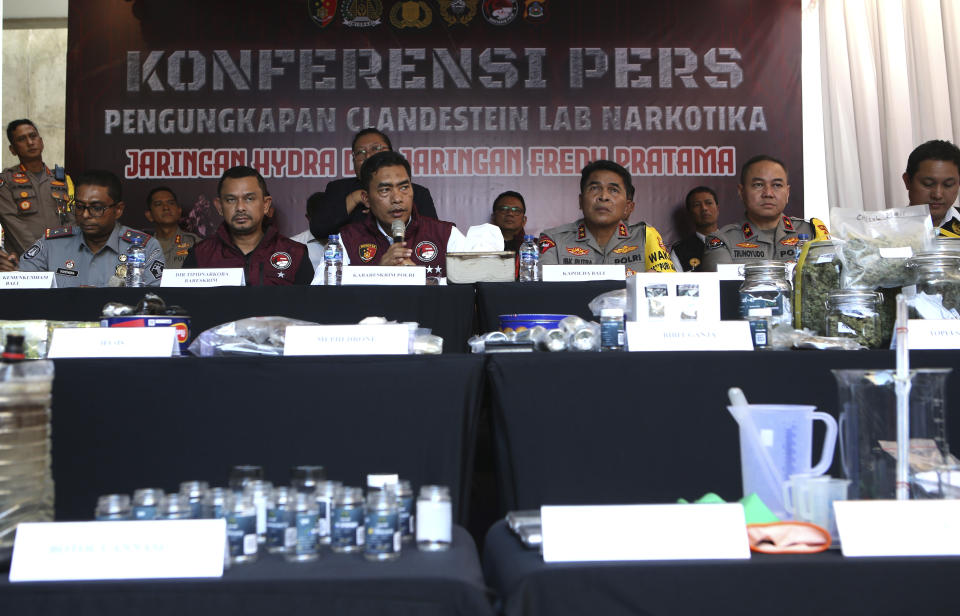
[391,220,405,245]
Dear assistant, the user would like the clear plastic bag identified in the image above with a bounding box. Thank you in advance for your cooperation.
[831,206,936,289]
[188,316,320,356]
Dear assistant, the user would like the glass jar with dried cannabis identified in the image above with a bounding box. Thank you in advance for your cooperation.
[825,289,883,348]
[906,253,960,314]
[793,239,841,334]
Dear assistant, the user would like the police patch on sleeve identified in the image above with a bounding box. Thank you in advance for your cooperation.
[150,260,165,280]
[23,244,41,260]
[707,237,725,250]
[538,234,555,254]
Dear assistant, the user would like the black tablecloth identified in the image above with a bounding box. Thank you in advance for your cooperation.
[486,350,960,510]
[50,355,484,523]
[0,285,476,352]
[0,526,494,616]
[482,520,960,616]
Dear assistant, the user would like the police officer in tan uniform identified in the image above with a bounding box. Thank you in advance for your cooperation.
[702,155,829,271]
[0,120,73,267]
[19,170,164,287]
[539,160,676,274]
[144,186,202,268]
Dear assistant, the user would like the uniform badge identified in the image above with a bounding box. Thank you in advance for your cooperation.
[65,259,75,269]
[150,261,164,280]
[538,235,555,254]
[782,216,794,231]
[415,240,439,262]
[12,173,28,184]
[780,237,798,246]
[736,242,759,248]
[18,200,31,211]
[523,0,546,22]
[612,245,638,254]
[657,236,666,251]
[57,268,78,277]
[343,0,383,27]
[24,244,40,259]
[437,0,477,25]
[270,251,292,270]
[19,191,29,198]
[482,0,518,25]
[45,226,74,239]
[566,246,589,256]
[707,237,725,249]
[689,257,701,269]
[119,254,128,263]
[51,180,66,187]
[121,229,150,244]
[115,264,127,279]
[359,243,378,262]
[618,222,629,238]
[741,222,754,239]
[576,224,586,240]
[390,0,432,28]
[308,0,338,27]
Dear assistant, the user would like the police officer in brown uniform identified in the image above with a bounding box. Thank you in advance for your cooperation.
[701,155,829,271]
[0,120,72,269]
[144,186,202,268]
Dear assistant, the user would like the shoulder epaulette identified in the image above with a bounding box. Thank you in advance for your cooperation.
[45,226,75,239]
[121,229,152,244]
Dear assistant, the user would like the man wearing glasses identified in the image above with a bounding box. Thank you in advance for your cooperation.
[18,170,165,287]
[309,128,438,240]
[490,191,527,252]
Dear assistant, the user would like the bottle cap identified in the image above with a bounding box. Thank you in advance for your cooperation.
[1,334,26,361]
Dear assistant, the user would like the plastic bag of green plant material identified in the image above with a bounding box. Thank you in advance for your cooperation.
[830,205,936,289]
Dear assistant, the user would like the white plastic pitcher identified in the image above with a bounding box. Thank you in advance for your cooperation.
[728,404,838,517]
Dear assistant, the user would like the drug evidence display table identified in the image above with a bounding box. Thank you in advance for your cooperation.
[49,355,484,524]
[0,526,494,616]
[0,285,477,352]
[482,520,960,616]
[486,350,960,510]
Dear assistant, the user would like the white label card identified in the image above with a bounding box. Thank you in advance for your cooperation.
[340,266,426,286]
[541,504,749,562]
[626,321,754,351]
[48,327,177,358]
[161,268,245,287]
[9,519,226,582]
[283,324,409,355]
[907,319,960,349]
[0,272,56,288]
[715,264,745,280]
[834,500,960,557]
[541,265,625,282]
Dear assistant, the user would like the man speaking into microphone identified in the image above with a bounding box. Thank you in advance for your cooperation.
[338,151,465,278]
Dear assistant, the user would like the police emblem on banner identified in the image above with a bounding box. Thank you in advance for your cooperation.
[481,0,518,25]
[308,0,338,27]
[343,0,383,27]
[390,1,432,29]
[523,0,546,22]
[438,0,478,25]
[270,251,292,270]
[359,243,378,262]
[415,241,438,262]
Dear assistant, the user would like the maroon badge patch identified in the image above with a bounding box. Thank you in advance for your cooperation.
[359,243,378,262]
[782,216,794,231]
[415,241,439,262]
[307,0,337,27]
[618,222,629,238]
[741,222,754,239]
[576,224,586,240]
[707,237,725,249]
[539,235,555,254]
[65,260,75,269]
[269,251,292,270]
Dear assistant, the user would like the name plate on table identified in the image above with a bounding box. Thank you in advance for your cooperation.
[0,272,56,288]
[9,519,226,582]
[626,321,753,351]
[283,324,409,355]
[835,500,960,557]
[48,326,177,358]
[907,319,960,349]
[540,504,750,563]
[161,268,245,287]
[340,266,426,286]
[541,264,626,282]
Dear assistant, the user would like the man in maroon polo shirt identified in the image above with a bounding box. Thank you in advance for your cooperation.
[183,166,313,285]
[339,151,463,278]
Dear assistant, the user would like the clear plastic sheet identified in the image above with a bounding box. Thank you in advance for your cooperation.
[588,289,628,316]
[189,316,321,356]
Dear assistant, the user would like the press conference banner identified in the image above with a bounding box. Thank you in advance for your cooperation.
[66,0,801,243]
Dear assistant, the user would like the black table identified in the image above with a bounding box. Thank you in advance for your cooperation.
[0,285,477,352]
[50,355,484,524]
[486,350,960,511]
[482,520,960,616]
[475,282,624,333]
[0,526,494,616]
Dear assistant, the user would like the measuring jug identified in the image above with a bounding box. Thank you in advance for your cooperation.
[728,404,838,517]
[832,369,951,499]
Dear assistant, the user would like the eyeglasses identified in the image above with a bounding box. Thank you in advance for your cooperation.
[72,200,117,217]
[352,143,389,159]
[494,206,524,214]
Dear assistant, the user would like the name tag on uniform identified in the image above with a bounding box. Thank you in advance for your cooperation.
[541,265,625,281]
[0,272,56,288]
[161,268,245,287]
[338,266,426,286]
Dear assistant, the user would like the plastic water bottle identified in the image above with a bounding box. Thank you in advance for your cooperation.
[324,235,343,286]
[518,234,540,282]
[125,236,146,287]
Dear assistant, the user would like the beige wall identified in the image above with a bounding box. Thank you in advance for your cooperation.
[1,27,67,171]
